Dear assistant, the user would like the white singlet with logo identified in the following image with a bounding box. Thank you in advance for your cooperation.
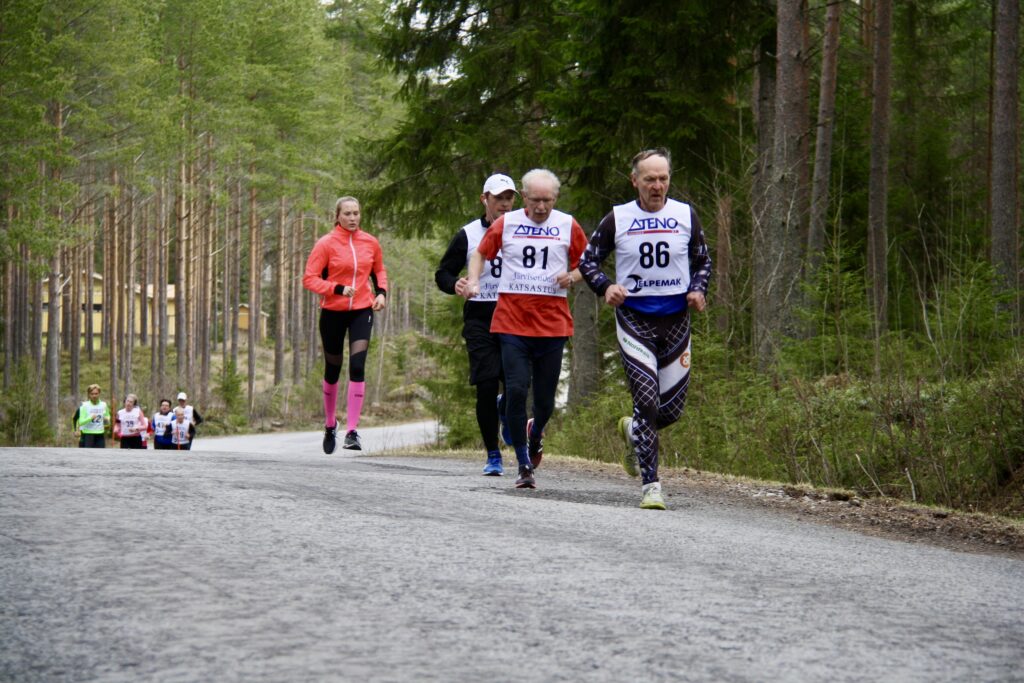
[497,208,572,298]
[463,219,501,302]
[171,420,191,446]
[117,407,143,436]
[613,198,692,297]
[152,411,174,436]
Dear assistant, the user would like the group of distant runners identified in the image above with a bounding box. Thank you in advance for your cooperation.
[73,387,202,451]
[302,148,711,510]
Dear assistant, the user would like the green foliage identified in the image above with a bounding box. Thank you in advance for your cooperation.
[419,296,478,447]
[217,358,245,416]
[0,360,54,446]
[550,326,1024,516]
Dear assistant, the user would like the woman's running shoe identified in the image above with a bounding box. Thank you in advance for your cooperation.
[343,430,362,450]
[323,425,337,454]
[640,481,666,510]
[526,418,543,468]
[617,416,639,477]
[497,394,512,445]
[515,464,536,489]
[482,453,504,476]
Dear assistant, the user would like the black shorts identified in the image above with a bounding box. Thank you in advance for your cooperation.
[79,433,105,448]
[120,435,145,449]
[319,307,374,354]
[462,317,503,385]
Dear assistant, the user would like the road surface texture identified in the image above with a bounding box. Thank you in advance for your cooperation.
[2,445,1022,682]
[191,420,440,455]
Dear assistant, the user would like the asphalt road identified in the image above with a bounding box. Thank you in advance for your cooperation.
[2,444,1022,682]
[191,420,440,455]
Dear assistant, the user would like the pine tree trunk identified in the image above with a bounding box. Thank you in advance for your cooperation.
[70,241,81,401]
[291,206,304,384]
[108,169,120,402]
[751,30,776,366]
[756,0,809,368]
[989,0,1020,315]
[568,286,600,405]
[185,156,196,390]
[714,195,733,336]
[44,102,63,431]
[85,232,95,363]
[807,0,842,278]
[125,186,136,392]
[867,0,893,337]
[175,153,187,380]
[247,164,259,414]
[231,173,242,369]
[139,191,149,347]
[274,196,286,385]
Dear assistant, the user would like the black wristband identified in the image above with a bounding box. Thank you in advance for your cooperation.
[333,284,345,296]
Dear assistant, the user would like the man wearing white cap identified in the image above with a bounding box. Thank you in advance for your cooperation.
[176,391,204,444]
[435,173,518,476]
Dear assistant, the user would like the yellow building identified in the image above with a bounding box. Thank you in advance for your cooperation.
[42,272,267,340]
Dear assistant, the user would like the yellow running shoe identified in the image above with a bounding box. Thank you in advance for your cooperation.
[617,416,639,477]
[640,482,666,510]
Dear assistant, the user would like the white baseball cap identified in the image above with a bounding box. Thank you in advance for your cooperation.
[177,392,187,401]
[482,173,517,196]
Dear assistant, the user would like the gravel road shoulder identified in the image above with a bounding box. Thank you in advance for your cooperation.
[424,449,1024,559]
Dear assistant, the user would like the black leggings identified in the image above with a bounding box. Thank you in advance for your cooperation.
[615,305,692,485]
[319,308,374,384]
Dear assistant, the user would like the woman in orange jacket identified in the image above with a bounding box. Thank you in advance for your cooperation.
[303,196,388,453]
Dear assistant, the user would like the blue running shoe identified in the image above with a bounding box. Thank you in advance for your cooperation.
[482,452,504,476]
[497,394,512,445]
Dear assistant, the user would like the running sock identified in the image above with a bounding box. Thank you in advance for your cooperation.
[487,449,501,459]
[346,381,366,433]
[323,380,339,428]
[514,444,530,467]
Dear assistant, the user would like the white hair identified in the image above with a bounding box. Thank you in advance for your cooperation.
[521,169,561,197]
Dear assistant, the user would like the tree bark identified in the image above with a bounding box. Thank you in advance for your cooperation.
[107,169,120,402]
[292,205,304,384]
[714,194,733,337]
[568,286,600,405]
[125,186,136,392]
[807,0,842,279]
[247,164,259,414]
[231,173,242,369]
[989,0,1020,313]
[44,101,63,431]
[755,0,809,368]
[175,150,187,380]
[867,0,893,336]
[274,196,287,385]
